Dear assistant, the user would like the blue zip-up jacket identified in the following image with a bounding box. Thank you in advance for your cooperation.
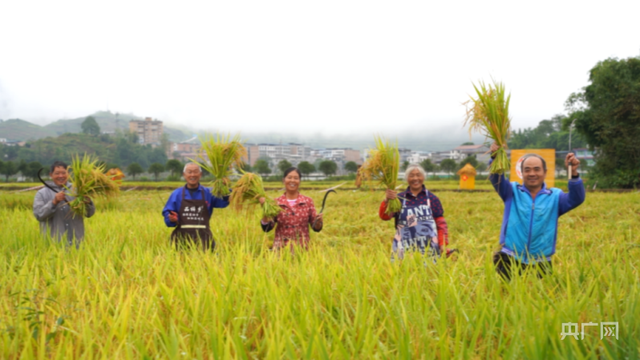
[490,172,585,263]
[162,184,230,227]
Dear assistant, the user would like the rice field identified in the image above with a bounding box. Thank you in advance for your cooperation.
[1,181,639,359]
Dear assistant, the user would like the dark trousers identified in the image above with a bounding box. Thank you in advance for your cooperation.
[493,252,552,280]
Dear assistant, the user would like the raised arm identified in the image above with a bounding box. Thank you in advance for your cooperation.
[488,142,513,202]
[558,153,586,216]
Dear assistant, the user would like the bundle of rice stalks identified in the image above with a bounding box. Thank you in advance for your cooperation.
[463,80,512,174]
[194,133,247,198]
[106,168,125,181]
[67,154,120,217]
[359,136,401,214]
[229,172,282,218]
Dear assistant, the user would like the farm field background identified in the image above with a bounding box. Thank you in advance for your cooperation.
[1,180,638,359]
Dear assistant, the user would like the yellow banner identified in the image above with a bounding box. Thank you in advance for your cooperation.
[509,149,556,188]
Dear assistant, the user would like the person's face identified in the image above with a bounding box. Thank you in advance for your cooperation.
[522,157,546,190]
[183,165,202,187]
[408,169,425,191]
[283,171,300,193]
[50,166,68,187]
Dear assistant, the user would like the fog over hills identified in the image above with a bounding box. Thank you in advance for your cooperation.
[1,111,487,152]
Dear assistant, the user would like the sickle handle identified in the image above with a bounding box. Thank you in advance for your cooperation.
[38,168,59,193]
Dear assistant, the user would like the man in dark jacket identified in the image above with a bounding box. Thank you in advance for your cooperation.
[162,162,229,250]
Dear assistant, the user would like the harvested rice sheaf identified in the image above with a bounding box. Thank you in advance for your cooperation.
[359,137,401,214]
[229,172,282,219]
[67,154,120,217]
[194,133,247,198]
[463,80,512,174]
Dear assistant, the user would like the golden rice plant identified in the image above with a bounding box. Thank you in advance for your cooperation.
[359,136,401,214]
[229,172,282,218]
[66,154,120,216]
[463,80,511,174]
[194,133,247,198]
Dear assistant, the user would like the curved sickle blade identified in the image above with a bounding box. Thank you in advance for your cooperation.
[318,189,336,214]
[38,168,59,193]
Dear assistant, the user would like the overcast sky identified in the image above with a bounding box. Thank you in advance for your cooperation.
[1,0,638,137]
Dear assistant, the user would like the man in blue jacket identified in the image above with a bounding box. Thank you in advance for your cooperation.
[489,143,585,279]
[162,162,229,250]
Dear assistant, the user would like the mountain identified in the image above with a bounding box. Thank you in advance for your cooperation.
[0,111,191,142]
[0,119,57,140]
[44,110,138,135]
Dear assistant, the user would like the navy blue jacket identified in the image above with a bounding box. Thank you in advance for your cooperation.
[162,184,229,227]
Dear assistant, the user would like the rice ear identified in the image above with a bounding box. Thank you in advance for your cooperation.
[358,136,402,213]
[195,133,247,197]
[66,153,121,216]
[464,80,512,174]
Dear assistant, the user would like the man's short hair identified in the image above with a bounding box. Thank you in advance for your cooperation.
[50,161,68,174]
[520,154,547,173]
[183,162,202,173]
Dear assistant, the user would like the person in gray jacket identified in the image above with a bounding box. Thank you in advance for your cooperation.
[33,161,95,248]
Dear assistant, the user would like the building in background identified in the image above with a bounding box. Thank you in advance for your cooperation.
[398,148,413,163]
[168,136,201,160]
[406,151,431,164]
[313,148,362,164]
[453,144,491,163]
[247,143,314,167]
[129,117,163,146]
[431,150,464,164]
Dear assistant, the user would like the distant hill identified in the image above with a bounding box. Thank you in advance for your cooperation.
[44,110,138,135]
[0,119,57,140]
[0,111,191,142]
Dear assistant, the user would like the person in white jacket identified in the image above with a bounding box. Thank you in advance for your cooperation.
[32,161,95,248]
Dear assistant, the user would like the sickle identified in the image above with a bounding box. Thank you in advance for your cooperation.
[312,189,335,229]
[318,189,336,214]
[38,168,59,193]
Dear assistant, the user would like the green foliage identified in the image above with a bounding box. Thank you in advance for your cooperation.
[126,163,144,180]
[565,56,640,188]
[420,159,438,177]
[23,161,44,181]
[318,160,337,176]
[344,161,358,173]
[81,116,101,135]
[439,159,457,175]
[458,155,479,169]
[461,141,474,145]
[401,160,409,171]
[298,161,315,178]
[9,132,167,172]
[476,162,488,173]
[253,159,271,176]
[508,115,587,151]
[0,143,20,161]
[0,160,18,181]
[166,159,183,176]
[148,163,165,182]
[277,160,292,175]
